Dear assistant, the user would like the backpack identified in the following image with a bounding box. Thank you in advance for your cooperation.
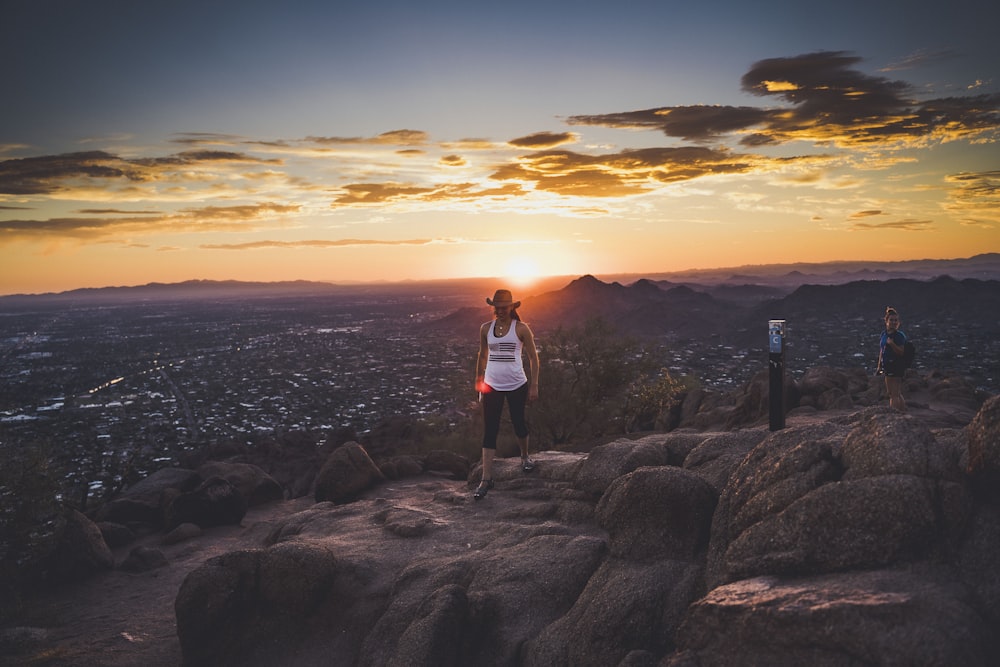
[902,340,916,370]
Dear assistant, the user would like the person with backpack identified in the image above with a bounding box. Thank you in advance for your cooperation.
[876,306,908,412]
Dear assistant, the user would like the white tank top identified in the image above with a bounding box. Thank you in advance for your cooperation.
[484,321,527,391]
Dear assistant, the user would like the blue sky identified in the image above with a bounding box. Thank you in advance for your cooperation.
[2,0,998,293]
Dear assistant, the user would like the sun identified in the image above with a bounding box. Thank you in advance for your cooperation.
[503,256,541,287]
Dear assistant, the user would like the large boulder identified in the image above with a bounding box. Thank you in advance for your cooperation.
[378,454,426,480]
[681,429,768,492]
[44,508,113,584]
[721,475,952,582]
[574,439,671,497]
[707,414,972,588]
[596,467,716,562]
[164,476,248,530]
[679,389,737,431]
[197,461,284,506]
[957,504,1000,630]
[95,467,201,527]
[118,546,168,573]
[727,369,799,428]
[841,410,961,481]
[423,449,471,480]
[244,431,326,499]
[706,421,850,587]
[357,558,475,667]
[797,366,849,397]
[655,432,713,467]
[371,583,470,667]
[930,373,983,411]
[670,569,991,666]
[314,442,386,503]
[524,558,704,666]
[175,542,354,667]
[456,533,607,666]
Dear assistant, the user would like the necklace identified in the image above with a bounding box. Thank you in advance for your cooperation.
[495,320,510,336]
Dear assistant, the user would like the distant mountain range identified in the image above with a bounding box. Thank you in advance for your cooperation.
[3,256,999,336]
[597,253,1000,289]
[426,272,1000,346]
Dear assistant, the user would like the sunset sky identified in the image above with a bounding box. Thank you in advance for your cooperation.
[2,0,998,295]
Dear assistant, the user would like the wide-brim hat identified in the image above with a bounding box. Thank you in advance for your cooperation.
[486,289,521,309]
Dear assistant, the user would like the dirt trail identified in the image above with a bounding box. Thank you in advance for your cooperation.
[11,497,315,666]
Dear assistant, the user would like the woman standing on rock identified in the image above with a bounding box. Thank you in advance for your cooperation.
[473,289,539,499]
[877,306,907,412]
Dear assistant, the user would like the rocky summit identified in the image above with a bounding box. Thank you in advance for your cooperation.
[7,391,1000,666]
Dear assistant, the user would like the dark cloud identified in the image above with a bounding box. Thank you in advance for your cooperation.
[567,51,1000,149]
[568,106,769,143]
[0,217,121,239]
[76,208,160,215]
[880,49,959,72]
[131,151,281,170]
[508,132,577,149]
[0,202,301,242]
[0,150,281,195]
[171,133,247,146]
[0,152,130,195]
[306,130,429,146]
[850,210,884,218]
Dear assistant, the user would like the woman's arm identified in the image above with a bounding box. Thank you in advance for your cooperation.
[475,322,490,390]
[886,332,905,355]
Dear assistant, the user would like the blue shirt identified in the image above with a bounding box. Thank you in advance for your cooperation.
[879,329,907,373]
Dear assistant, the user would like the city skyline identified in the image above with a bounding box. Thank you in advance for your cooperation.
[2,0,999,296]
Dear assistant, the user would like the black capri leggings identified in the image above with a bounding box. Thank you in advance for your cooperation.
[481,382,529,449]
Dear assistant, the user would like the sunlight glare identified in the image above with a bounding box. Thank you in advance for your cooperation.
[504,256,541,287]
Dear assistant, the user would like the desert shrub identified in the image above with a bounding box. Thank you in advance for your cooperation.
[0,437,65,622]
[623,369,693,433]
[532,318,657,447]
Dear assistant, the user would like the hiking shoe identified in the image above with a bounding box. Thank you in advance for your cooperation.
[522,457,535,472]
[474,479,494,499]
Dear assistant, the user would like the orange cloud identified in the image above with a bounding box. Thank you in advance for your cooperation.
[945,170,1000,224]
[490,146,754,195]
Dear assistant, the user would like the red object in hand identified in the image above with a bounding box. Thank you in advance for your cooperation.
[476,379,490,394]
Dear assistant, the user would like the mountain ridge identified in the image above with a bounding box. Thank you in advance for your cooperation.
[3,253,998,302]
